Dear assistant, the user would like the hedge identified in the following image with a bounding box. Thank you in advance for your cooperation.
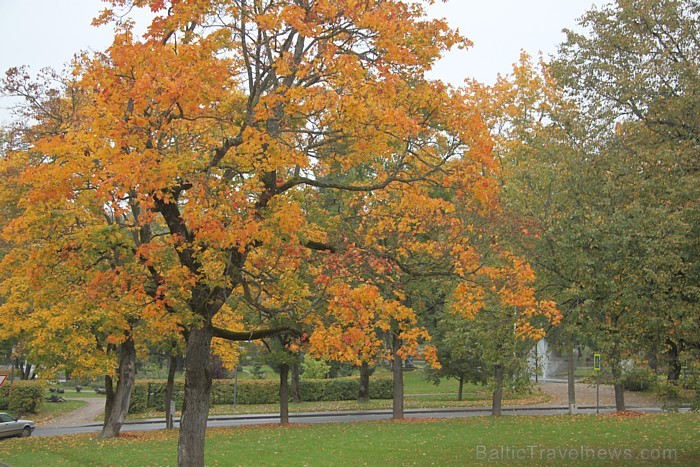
[129,376,393,413]
[0,381,45,415]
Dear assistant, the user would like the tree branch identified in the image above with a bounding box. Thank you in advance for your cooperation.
[212,326,291,341]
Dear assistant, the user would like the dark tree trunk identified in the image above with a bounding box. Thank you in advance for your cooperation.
[567,346,576,414]
[458,375,464,402]
[358,361,371,403]
[279,363,290,424]
[611,360,625,411]
[392,333,404,419]
[166,354,177,430]
[290,362,301,403]
[17,359,32,380]
[613,381,626,411]
[177,323,213,467]
[492,364,504,416]
[666,339,682,381]
[101,338,137,438]
[104,374,115,423]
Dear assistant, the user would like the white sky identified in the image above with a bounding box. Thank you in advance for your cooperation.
[0,0,599,123]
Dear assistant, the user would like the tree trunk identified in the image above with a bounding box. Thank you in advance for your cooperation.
[104,374,115,423]
[666,339,682,381]
[18,359,32,380]
[166,354,177,430]
[101,338,137,438]
[567,346,577,414]
[611,359,625,411]
[177,323,213,467]
[392,333,404,419]
[458,375,464,402]
[492,364,504,416]
[358,361,371,403]
[279,363,290,424]
[290,362,301,403]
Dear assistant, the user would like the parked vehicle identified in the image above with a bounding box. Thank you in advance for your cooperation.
[0,412,35,439]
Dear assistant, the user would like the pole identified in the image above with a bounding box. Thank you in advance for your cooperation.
[233,365,239,408]
[596,383,599,414]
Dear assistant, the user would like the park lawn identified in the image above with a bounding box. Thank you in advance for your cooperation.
[0,413,697,466]
[31,400,88,423]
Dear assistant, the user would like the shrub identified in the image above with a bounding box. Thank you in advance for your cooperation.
[3,381,45,415]
[621,366,657,392]
[0,386,8,410]
[128,382,150,413]
[127,376,393,413]
[301,358,330,380]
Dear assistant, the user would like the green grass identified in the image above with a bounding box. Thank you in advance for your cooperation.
[33,400,88,423]
[0,413,697,465]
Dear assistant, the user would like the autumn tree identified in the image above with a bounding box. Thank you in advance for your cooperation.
[0,1,497,465]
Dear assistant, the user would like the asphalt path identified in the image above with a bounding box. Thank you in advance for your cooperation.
[32,405,682,438]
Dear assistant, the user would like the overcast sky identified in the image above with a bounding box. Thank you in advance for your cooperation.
[0,0,599,123]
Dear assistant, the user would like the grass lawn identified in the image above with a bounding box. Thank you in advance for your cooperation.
[0,413,697,466]
[32,400,88,423]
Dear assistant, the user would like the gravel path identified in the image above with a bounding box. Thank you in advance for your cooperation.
[41,398,104,427]
[537,381,659,407]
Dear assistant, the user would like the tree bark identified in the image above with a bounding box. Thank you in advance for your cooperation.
[492,364,504,416]
[392,333,404,419]
[666,339,682,381]
[104,374,115,423]
[458,375,464,402]
[567,346,577,414]
[611,359,626,411]
[177,323,213,467]
[101,338,137,438]
[279,363,290,424]
[166,354,177,430]
[290,362,301,403]
[358,361,371,403]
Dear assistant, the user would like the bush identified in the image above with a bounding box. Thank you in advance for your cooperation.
[127,376,393,413]
[128,382,149,413]
[1,381,45,415]
[621,366,657,391]
[302,358,330,380]
[0,386,8,410]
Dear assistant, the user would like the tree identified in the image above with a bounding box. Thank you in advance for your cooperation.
[426,308,488,402]
[2,1,494,465]
[553,0,700,388]
[473,0,699,412]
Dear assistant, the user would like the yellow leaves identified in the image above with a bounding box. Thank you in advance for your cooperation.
[308,281,434,365]
[451,282,485,320]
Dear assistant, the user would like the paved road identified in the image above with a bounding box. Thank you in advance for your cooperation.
[31,380,679,438]
[33,405,683,437]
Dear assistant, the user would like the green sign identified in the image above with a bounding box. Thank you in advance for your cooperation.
[593,354,601,372]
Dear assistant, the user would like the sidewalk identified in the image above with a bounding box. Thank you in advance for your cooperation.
[537,380,659,407]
